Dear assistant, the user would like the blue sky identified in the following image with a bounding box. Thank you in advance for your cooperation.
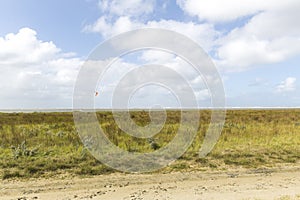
[0,0,299,109]
[0,0,101,55]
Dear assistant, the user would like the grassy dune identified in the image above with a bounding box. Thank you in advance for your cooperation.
[0,110,299,179]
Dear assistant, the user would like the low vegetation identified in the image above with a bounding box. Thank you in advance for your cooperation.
[0,109,299,179]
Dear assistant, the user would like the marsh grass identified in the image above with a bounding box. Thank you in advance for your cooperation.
[0,109,299,179]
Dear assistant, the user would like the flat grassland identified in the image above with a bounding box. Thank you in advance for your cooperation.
[0,109,299,180]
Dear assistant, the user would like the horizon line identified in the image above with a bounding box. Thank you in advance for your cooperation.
[1,107,300,113]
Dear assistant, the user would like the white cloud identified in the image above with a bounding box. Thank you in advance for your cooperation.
[87,1,300,73]
[84,5,221,107]
[99,0,156,17]
[176,0,296,23]
[195,89,210,101]
[140,50,176,63]
[216,35,298,71]
[0,28,82,108]
[82,0,300,108]
[84,16,142,38]
[276,77,296,92]
[214,0,300,71]
[84,17,218,52]
[146,20,218,52]
[91,50,212,108]
[0,28,61,65]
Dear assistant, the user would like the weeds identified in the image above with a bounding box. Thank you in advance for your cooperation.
[0,109,299,179]
[11,141,38,158]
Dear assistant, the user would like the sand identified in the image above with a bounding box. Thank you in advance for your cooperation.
[1,167,300,200]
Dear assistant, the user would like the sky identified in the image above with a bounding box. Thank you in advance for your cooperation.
[0,0,300,109]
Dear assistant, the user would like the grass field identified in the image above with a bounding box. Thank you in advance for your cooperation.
[0,109,300,179]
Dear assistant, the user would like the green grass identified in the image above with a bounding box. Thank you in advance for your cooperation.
[0,109,300,179]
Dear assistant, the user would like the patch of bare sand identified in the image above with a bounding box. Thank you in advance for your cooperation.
[1,167,300,200]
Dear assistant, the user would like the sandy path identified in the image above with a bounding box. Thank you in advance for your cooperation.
[1,168,300,200]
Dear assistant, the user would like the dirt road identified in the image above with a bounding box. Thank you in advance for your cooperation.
[1,168,300,200]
